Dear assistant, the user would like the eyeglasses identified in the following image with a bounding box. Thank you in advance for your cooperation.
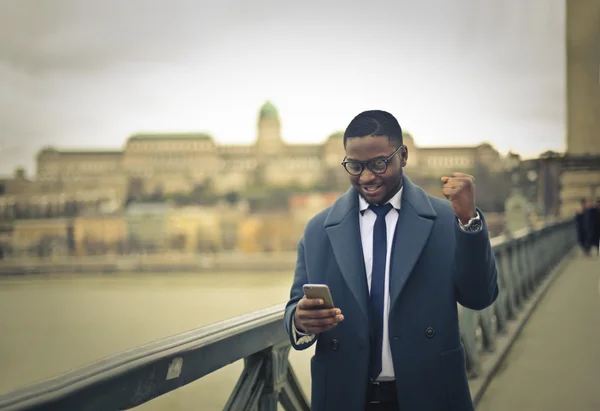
[341,145,404,176]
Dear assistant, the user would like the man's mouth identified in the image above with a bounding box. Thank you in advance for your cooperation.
[361,184,383,195]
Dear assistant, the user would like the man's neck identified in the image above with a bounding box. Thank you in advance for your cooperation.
[358,185,403,211]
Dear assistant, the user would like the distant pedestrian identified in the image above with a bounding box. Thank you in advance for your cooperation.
[575,199,588,255]
[592,199,600,256]
[580,199,598,257]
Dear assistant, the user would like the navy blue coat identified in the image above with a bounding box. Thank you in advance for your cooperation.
[284,176,498,411]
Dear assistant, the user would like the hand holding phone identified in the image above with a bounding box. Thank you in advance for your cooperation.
[294,284,344,334]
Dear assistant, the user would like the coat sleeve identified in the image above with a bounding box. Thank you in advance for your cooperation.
[284,237,318,350]
[453,208,499,310]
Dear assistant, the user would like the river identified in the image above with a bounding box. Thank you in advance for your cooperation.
[0,271,314,410]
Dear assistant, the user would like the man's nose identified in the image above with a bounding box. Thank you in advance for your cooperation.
[358,168,376,184]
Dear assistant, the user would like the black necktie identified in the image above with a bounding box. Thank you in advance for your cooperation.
[368,203,393,380]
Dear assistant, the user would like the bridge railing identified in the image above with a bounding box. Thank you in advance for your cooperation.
[0,219,576,411]
[459,218,576,381]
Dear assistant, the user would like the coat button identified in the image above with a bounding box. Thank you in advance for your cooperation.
[425,327,435,338]
[331,339,340,351]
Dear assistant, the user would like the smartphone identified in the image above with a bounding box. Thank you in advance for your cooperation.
[302,284,335,309]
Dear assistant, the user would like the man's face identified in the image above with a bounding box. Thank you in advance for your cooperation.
[344,135,407,205]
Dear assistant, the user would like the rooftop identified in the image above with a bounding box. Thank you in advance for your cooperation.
[39,147,122,156]
[127,132,214,142]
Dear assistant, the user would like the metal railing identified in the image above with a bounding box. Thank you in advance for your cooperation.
[460,219,576,382]
[0,219,576,411]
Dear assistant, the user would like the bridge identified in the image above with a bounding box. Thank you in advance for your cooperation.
[1,217,599,410]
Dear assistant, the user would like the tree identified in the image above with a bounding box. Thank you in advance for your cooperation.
[224,191,240,205]
[189,179,218,205]
[126,177,145,205]
[149,185,165,202]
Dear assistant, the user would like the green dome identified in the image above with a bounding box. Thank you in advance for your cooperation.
[259,100,278,119]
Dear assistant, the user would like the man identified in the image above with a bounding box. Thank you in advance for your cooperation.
[580,199,596,256]
[595,200,600,256]
[284,110,498,411]
[575,199,589,255]
[585,199,600,257]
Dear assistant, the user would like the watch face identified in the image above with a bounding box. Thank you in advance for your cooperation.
[469,219,482,231]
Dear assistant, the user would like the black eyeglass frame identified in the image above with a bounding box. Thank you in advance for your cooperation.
[341,145,405,176]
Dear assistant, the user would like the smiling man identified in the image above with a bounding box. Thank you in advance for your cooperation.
[284,110,499,411]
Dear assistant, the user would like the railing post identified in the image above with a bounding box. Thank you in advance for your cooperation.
[493,253,508,334]
[508,245,523,312]
[499,249,517,321]
[224,341,310,411]
[530,231,540,282]
[478,307,496,353]
[258,341,292,411]
[524,236,535,293]
[517,238,530,299]
[461,308,481,379]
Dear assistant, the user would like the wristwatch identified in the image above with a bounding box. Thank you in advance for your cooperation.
[459,212,482,232]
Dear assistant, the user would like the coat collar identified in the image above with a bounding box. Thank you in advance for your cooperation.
[324,175,436,227]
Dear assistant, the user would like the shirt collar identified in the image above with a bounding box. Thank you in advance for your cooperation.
[359,186,403,214]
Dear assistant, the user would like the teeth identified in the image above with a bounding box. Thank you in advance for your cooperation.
[363,186,380,192]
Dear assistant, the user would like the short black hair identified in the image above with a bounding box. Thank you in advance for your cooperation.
[343,110,403,148]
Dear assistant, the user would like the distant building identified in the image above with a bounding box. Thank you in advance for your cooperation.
[124,203,170,253]
[0,168,33,197]
[10,218,72,257]
[0,100,522,257]
[166,205,223,253]
[504,151,564,218]
[25,101,507,209]
[73,215,127,256]
[561,0,600,215]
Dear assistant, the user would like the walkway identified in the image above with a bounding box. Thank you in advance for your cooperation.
[477,253,600,410]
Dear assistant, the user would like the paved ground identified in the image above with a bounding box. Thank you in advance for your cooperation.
[477,253,600,410]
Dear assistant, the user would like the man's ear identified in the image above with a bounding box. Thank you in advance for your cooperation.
[400,145,408,167]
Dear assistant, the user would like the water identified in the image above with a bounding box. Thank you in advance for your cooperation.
[0,271,314,410]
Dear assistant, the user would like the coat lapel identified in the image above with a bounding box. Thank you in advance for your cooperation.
[389,176,437,310]
[324,187,370,325]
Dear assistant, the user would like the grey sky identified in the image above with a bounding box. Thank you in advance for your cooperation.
[0,0,565,175]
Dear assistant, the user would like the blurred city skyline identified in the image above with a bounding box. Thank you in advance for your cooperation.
[0,0,565,175]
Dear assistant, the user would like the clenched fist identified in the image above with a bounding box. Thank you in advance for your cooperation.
[441,172,477,224]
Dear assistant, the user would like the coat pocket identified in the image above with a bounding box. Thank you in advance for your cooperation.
[440,344,474,411]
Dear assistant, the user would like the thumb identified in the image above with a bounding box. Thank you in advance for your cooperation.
[441,176,449,183]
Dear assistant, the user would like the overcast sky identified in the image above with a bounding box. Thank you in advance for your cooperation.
[0,0,565,175]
